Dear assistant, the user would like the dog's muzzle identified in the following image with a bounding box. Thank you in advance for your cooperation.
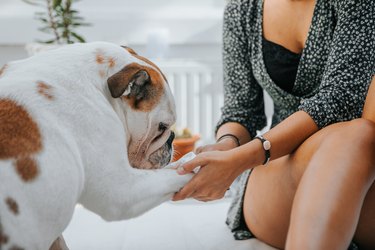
[148,131,175,168]
[167,131,175,149]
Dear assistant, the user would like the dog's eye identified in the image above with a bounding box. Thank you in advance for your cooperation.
[153,122,168,142]
[158,122,168,132]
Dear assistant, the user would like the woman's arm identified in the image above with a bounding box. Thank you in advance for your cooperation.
[233,111,318,169]
[196,122,252,154]
[173,111,317,201]
[196,0,264,153]
[217,0,267,139]
[298,0,375,129]
[216,122,252,146]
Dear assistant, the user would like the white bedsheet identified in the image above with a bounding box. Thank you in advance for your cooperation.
[63,198,277,250]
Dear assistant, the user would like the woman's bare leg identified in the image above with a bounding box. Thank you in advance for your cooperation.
[243,77,375,249]
[286,119,375,250]
[244,119,375,249]
[286,76,375,250]
[362,76,375,122]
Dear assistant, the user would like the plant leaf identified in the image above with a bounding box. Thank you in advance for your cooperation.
[52,0,62,8]
[71,31,86,43]
[25,0,89,44]
[43,39,58,44]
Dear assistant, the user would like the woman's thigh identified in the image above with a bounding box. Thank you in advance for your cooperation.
[354,181,375,248]
[243,119,375,249]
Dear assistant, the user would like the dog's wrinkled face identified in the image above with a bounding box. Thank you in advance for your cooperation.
[107,47,176,169]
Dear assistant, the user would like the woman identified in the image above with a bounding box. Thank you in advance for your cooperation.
[173,0,375,249]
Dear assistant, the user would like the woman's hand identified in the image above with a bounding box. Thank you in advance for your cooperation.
[195,137,238,154]
[172,150,245,202]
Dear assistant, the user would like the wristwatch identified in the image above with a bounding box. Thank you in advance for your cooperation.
[254,135,271,165]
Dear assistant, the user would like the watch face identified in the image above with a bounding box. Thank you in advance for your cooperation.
[263,140,271,150]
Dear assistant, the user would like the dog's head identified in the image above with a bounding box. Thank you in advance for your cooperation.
[107,47,176,169]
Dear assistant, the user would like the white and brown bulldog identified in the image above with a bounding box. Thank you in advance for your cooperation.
[0,42,193,250]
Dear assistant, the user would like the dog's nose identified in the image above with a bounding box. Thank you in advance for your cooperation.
[167,131,175,145]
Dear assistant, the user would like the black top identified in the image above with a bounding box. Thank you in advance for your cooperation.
[262,37,302,93]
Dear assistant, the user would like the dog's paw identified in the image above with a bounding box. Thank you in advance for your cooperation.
[161,169,194,194]
[165,152,200,173]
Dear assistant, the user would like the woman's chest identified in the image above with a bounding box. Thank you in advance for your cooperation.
[262,0,316,54]
[250,0,337,100]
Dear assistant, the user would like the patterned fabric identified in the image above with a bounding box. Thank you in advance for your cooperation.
[217,0,375,137]
[218,0,375,248]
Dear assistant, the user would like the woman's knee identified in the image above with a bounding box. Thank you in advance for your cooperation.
[317,118,375,177]
[325,119,375,148]
[287,118,375,189]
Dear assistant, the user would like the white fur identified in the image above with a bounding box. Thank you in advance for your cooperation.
[0,42,192,249]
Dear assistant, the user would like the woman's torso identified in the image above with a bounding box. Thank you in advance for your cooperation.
[249,0,336,125]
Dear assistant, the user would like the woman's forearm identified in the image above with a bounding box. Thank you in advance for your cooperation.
[216,122,252,145]
[232,111,319,171]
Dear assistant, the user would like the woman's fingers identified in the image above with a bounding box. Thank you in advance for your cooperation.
[172,181,197,201]
[177,154,209,174]
[195,144,215,154]
[195,139,238,155]
[195,146,204,154]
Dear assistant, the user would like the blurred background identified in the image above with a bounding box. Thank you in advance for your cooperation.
[0,1,275,249]
[0,0,230,144]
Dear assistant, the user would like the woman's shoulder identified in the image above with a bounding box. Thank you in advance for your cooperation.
[225,0,260,15]
[329,0,374,11]
[224,0,261,27]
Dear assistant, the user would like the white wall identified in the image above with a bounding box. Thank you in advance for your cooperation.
[0,0,225,65]
[0,0,230,140]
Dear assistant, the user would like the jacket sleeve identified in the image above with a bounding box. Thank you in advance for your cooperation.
[216,0,267,138]
[299,0,375,129]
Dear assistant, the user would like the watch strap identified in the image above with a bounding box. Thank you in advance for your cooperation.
[254,135,271,165]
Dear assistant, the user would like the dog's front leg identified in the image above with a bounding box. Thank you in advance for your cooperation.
[123,168,194,218]
[81,168,193,221]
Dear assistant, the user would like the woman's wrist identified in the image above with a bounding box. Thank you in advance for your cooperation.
[216,136,240,149]
[216,133,240,147]
[230,138,267,171]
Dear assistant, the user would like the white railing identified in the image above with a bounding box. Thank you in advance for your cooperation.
[157,59,274,143]
[156,60,224,143]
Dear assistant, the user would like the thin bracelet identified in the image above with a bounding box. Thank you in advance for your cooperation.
[216,134,240,147]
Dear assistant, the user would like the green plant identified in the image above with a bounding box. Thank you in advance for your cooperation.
[23,0,90,44]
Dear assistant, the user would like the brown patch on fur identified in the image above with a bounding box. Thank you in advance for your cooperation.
[0,222,9,245]
[134,55,168,82]
[96,53,105,64]
[122,46,138,56]
[124,68,164,112]
[0,99,42,159]
[122,46,167,82]
[99,70,106,78]
[108,57,116,68]
[108,62,164,112]
[5,197,19,215]
[0,64,7,77]
[14,156,39,182]
[37,81,54,100]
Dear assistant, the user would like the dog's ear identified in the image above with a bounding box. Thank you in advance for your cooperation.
[107,63,150,98]
[121,46,138,56]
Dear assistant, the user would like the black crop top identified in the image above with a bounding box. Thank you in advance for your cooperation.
[262,37,302,93]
